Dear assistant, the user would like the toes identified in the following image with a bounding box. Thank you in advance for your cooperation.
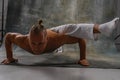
[113,17,119,22]
[115,18,120,24]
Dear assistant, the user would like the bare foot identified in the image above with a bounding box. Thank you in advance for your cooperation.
[1,58,18,65]
[77,59,90,66]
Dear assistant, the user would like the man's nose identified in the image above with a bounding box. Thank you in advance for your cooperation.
[33,45,39,49]
[34,46,39,49]
[34,44,39,48]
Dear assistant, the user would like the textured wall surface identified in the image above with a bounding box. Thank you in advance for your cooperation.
[0,0,8,30]
[0,0,8,44]
[6,0,116,33]
[115,0,120,51]
[5,0,119,55]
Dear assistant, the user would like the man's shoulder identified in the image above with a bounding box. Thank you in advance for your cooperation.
[5,32,28,41]
[46,29,60,37]
[6,32,21,37]
[15,34,28,41]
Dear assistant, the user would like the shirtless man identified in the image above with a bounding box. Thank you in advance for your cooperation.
[1,18,119,66]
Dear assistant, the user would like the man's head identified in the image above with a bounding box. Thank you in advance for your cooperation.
[29,20,47,54]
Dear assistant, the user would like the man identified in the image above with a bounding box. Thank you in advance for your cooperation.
[1,18,119,66]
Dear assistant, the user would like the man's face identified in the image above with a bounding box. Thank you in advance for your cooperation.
[29,31,47,54]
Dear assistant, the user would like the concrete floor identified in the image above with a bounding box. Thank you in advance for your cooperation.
[0,46,120,80]
[0,56,120,80]
[0,65,120,80]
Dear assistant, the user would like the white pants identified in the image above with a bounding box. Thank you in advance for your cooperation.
[50,24,95,40]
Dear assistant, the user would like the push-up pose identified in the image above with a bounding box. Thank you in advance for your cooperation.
[1,18,119,66]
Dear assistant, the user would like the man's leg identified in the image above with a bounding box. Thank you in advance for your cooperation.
[77,38,89,66]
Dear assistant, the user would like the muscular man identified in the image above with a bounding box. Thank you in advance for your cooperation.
[1,18,119,66]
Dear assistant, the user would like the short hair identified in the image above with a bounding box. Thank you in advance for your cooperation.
[30,19,45,34]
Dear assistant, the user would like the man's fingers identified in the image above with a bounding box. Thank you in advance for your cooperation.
[1,60,8,64]
[1,58,18,64]
[77,59,90,66]
[1,60,6,63]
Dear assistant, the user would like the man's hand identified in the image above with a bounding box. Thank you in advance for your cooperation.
[77,59,90,66]
[1,58,18,64]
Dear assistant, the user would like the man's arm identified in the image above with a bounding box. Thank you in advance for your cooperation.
[77,38,89,66]
[1,33,19,64]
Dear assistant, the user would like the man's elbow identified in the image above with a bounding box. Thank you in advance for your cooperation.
[5,32,12,39]
[4,32,13,44]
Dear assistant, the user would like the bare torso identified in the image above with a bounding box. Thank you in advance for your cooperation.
[3,29,89,66]
[10,29,79,54]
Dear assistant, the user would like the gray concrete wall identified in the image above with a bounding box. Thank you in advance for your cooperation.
[4,0,120,54]
[115,0,120,51]
[0,0,8,44]
[5,0,116,34]
[0,0,8,29]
